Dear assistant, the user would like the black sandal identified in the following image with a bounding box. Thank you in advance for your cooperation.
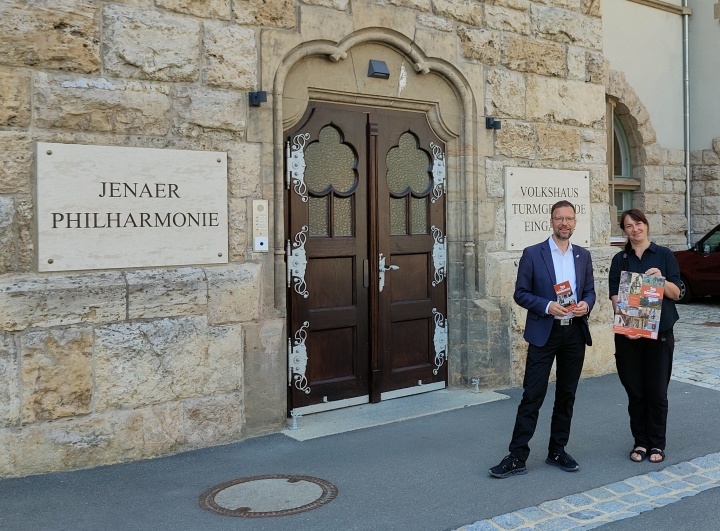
[630,447,647,462]
[649,448,665,463]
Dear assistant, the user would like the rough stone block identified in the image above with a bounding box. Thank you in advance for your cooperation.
[418,13,454,31]
[297,4,354,41]
[233,0,296,28]
[200,324,242,393]
[34,74,172,135]
[502,34,566,77]
[2,404,182,477]
[0,132,32,195]
[435,0,483,26]
[227,143,262,199]
[389,0,430,11]
[485,68,526,119]
[206,263,262,323]
[20,328,93,423]
[458,27,501,65]
[590,202,610,246]
[485,4,531,34]
[485,159,507,199]
[536,124,580,161]
[242,319,286,435]
[531,4,602,49]
[127,267,208,319]
[495,121,535,159]
[0,197,15,274]
[527,75,605,126]
[94,317,242,411]
[172,86,247,137]
[702,196,720,215]
[103,4,201,82]
[566,46,586,81]
[14,196,33,272]
[0,272,127,332]
[156,0,232,19]
[0,333,20,428]
[0,3,100,73]
[183,394,244,447]
[0,68,31,127]
[202,22,257,90]
[228,199,248,261]
[580,128,606,164]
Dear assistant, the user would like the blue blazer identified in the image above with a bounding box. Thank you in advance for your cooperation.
[513,239,596,348]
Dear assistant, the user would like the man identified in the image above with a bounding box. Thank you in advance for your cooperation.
[489,200,595,478]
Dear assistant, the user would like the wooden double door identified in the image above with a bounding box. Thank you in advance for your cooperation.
[286,102,448,414]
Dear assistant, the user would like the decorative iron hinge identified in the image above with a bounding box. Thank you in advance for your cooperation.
[286,133,310,201]
[288,321,311,394]
[431,225,447,286]
[432,308,447,375]
[430,142,446,204]
[286,226,309,298]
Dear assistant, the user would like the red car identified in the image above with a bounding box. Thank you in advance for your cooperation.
[673,223,720,303]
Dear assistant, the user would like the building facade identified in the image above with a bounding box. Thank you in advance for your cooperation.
[0,0,718,477]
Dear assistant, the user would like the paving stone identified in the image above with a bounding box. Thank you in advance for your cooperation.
[492,513,524,529]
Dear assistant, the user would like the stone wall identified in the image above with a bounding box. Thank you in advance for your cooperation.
[0,0,281,477]
[690,139,720,240]
[0,0,679,476]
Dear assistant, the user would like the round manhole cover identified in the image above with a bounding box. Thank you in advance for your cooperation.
[198,474,338,518]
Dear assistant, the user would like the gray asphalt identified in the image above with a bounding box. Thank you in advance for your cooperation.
[1,301,719,531]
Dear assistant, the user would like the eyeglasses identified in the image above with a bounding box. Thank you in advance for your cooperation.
[552,217,576,223]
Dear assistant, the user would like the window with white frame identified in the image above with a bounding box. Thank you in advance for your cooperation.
[607,99,640,240]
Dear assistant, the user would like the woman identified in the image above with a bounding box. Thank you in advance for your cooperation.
[608,209,681,464]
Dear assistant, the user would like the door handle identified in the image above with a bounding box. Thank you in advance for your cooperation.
[379,253,400,292]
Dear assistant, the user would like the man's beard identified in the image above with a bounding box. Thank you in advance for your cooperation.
[554,228,573,241]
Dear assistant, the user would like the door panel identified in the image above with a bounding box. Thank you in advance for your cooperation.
[287,104,369,410]
[374,110,447,396]
[286,102,447,412]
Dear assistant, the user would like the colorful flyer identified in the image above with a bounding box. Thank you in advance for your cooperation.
[613,271,665,339]
[554,280,579,312]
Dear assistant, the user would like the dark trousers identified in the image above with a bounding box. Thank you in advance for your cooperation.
[614,331,674,450]
[508,320,586,461]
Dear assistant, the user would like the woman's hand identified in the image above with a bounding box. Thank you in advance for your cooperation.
[645,267,662,277]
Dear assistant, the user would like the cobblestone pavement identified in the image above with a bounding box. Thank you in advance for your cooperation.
[456,300,720,531]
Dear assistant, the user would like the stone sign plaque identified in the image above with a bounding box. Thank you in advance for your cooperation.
[36,143,228,272]
[504,167,590,250]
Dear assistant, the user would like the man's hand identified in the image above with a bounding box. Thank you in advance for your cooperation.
[572,301,589,316]
[547,301,570,317]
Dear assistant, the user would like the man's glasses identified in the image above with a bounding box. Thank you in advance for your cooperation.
[552,217,576,223]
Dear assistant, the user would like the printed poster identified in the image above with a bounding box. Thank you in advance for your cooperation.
[613,271,665,339]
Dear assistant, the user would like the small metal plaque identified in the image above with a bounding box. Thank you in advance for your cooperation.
[36,143,228,272]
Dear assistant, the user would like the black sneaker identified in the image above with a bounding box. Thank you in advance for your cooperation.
[489,455,527,478]
[546,451,580,472]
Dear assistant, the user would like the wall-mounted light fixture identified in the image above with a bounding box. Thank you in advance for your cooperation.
[368,60,390,79]
[485,117,502,130]
[715,1,719,19]
[249,91,267,107]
